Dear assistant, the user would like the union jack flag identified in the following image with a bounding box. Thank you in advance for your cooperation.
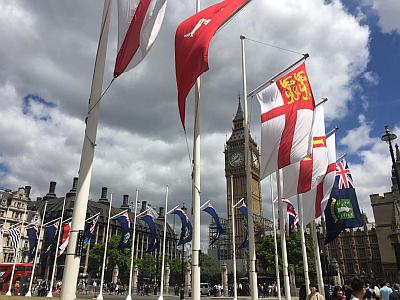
[282,199,299,233]
[336,160,354,189]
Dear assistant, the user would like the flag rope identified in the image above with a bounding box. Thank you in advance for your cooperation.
[245,36,304,56]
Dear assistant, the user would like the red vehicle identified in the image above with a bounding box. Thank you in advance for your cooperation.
[0,263,33,293]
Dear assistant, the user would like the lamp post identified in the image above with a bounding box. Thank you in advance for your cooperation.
[381,125,400,192]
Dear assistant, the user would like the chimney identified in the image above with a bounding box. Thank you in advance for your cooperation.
[66,177,78,198]
[36,197,42,201]
[24,186,31,199]
[43,181,57,201]
[159,207,165,219]
[98,187,109,203]
[121,194,130,210]
[141,201,147,213]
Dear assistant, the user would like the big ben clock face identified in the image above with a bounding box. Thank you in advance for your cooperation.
[230,151,244,167]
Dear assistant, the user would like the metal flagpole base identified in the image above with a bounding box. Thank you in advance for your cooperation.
[125,295,132,300]
[25,291,32,297]
[5,291,12,296]
[158,296,164,300]
[96,293,104,300]
[46,291,53,297]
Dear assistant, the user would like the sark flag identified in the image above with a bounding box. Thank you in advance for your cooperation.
[142,207,159,252]
[324,159,363,244]
[114,0,167,77]
[256,63,315,178]
[27,224,39,263]
[282,104,328,198]
[44,221,59,257]
[175,0,250,127]
[116,211,131,248]
[83,215,99,247]
[58,223,71,257]
[202,202,224,246]
[282,199,299,234]
[237,203,248,249]
[301,133,336,226]
[171,208,192,245]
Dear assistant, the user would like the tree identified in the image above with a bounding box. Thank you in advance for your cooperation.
[256,230,317,283]
[200,252,220,284]
[88,235,131,283]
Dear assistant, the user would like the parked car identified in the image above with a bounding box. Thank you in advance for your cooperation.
[200,283,211,296]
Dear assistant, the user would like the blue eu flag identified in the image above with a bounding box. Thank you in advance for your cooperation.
[324,159,363,244]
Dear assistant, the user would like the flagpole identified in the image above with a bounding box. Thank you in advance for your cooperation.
[191,0,201,298]
[240,34,258,300]
[311,220,325,296]
[0,203,10,263]
[270,176,281,300]
[276,170,291,300]
[158,186,169,300]
[230,175,238,300]
[61,1,111,299]
[26,201,48,297]
[126,190,139,300]
[297,195,310,296]
[47,197,66,298]
[6,205,27,296]
[97,194,113,300]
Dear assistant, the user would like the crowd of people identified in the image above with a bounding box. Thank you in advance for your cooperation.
[304,278,400,300]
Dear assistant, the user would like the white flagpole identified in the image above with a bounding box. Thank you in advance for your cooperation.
[240,34,258,300]
[276,170,291,300]
[126,190,139,300]
[311,220,325,296]
[270,176,281,300]
[230,175,238,300]
[47,197,66,298]
[6,205,28,296]
[97,194,113,300]
[61,1,112,299]
[26,201,48,297]
[297,195,310,296]
[191,0,201,298]
[158,185,169,300]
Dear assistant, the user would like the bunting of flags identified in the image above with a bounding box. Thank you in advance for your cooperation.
[202,202,224,246]
[115,211,131,248]
[175,0,250,127]
[142,207,159,252]
[171,207,192,245]
[26,224,39,263]
[8,225,21,255]
[237,202,249,250]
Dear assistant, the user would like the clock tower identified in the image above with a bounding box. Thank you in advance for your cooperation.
[224,98,262,251]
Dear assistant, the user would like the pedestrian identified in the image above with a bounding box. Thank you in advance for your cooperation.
[332,286,346,300]
[380,283,393,300]
[389,284,400,300]
[306,283,325,300]
[349,278,365,300]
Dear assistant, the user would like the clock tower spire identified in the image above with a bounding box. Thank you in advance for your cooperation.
[224,97,262,256]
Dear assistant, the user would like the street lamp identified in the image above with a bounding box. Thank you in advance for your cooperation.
[381,125,400,192]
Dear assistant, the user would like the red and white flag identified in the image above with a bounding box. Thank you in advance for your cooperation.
[58,223,71,257]
[175,0,249,128]
[301,133,336,226]
[282,104,328,198]
[114,0,167,77]
[256,63,316,179]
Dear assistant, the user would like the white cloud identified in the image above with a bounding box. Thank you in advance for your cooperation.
[340,114,375,154]
[371,0,400,34]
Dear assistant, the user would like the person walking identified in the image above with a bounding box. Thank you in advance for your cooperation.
[332,286,346,300]
[349,278,366,300]
[389,284,400,300]
[306,283,325,300]
[381,283,393,300]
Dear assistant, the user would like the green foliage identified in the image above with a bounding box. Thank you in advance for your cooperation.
[88,235,131,283]
[200,252,220,284]
[256,230,317,283]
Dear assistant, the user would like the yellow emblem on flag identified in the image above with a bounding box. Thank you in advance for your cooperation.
[279,70,312,105]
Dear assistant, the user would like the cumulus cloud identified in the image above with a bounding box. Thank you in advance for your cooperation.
[0,0,372,246]
[370,0,400,34]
